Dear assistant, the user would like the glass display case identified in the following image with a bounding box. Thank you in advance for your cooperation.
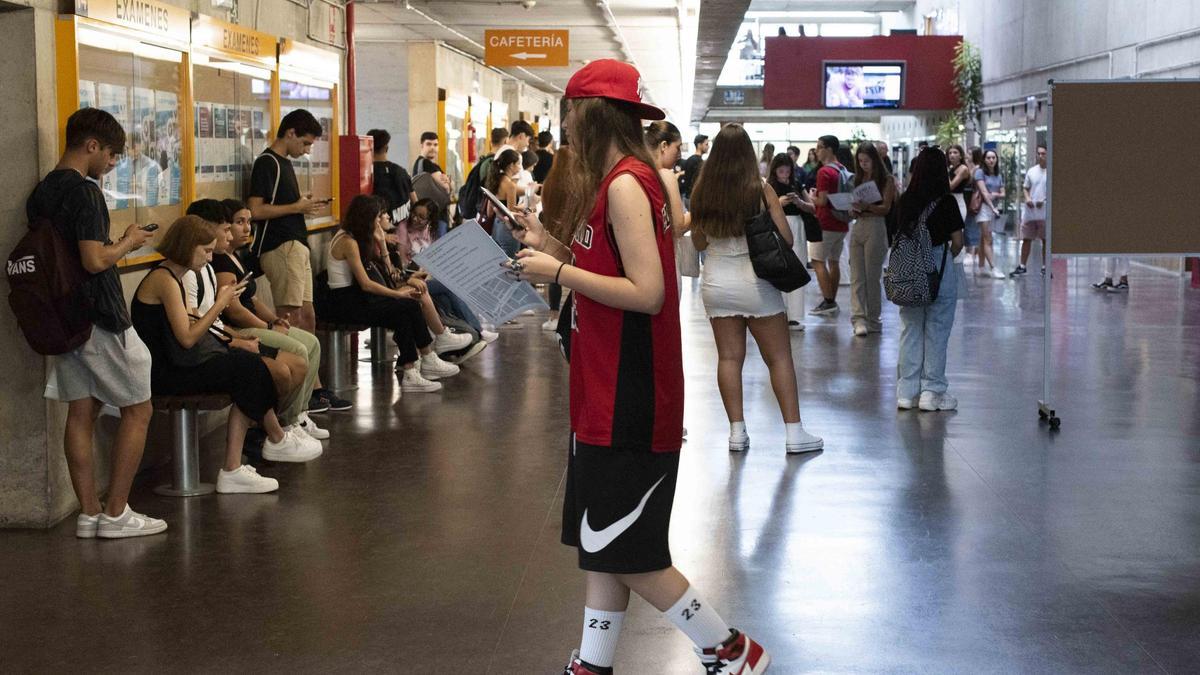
[190,15,278,204]
[57,0,192,264]
[279,39,341,228]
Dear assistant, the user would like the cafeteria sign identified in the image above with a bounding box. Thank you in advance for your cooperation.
[484,29,569,68]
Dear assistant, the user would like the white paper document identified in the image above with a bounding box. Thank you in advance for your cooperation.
[851,181,883,205]
[413,222,548,325]
[827,192,855,211]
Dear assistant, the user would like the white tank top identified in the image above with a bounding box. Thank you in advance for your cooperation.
[326,232,354,289]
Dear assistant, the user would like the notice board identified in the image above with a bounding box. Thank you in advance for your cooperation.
[1050,80,1200,255]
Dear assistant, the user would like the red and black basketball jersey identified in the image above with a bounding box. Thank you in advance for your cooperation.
[569,156,683,453]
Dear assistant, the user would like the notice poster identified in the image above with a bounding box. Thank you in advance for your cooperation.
[213,106,229,182]
[130,88,155,208]
[97,83,129,209]
[195,102,213,183]
[308,108,332,174]
[78,80,96,109]
[234,109,255,192]
[252,110,265,140]
[155,90,180,205]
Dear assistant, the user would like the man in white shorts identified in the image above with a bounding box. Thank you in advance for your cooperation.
[807,134,850,315]
[28,108,166,538]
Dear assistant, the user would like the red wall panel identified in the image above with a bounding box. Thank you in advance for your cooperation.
[763,35,962,111]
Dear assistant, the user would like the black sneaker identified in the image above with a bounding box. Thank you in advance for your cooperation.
[1010,265,1028,277]
[306,393,331,414]
[315,388,352,412]
[809,300,838,316]
[1107,280,1129,293]
[1092,279,1113,290]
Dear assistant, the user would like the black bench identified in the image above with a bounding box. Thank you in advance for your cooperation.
[152,394,230,497]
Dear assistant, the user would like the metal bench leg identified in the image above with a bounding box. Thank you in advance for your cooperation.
[326,330,357,394]
[363,326,390,364]
[155,407,215,497]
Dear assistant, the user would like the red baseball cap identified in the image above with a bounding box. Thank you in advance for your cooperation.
[565,59,666,121]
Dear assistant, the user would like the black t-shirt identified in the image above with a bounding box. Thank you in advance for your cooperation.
[26,170,130,333]
[373,160,413,214]
[767,177,802,216]
[532,149,554,184]
[903,194,964,246]
[680,154,704,197]
[249,148,307,254]
[210,249,258,315]
[412,157,443,176]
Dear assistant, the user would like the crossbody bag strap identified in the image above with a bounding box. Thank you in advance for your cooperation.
[253,152,283,258]
[162,266,233,345]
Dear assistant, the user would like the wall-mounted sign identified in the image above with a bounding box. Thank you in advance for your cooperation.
[484,30,569,68]
[74,0,191,45]
[723,89,746,106]
[192,14,277,66]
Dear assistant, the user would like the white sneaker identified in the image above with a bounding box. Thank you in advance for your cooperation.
[76,512,100,538]
[263,428,323,462]
[433,330,473,354]
[401,367,443,393]
[298,412,330,440]
[445,340,487,365]
[919,391,958,411]
[216,464,279,494]
[853,324,868,337]
[729,432,750,453]
[897,397,917,410]
[420,352,460,379]
[990,268,1006,279]
[480,329,500,343]
[786,428,824,454]
[522,309,536,316]
[542,318,558,332]
[96,505,168,539]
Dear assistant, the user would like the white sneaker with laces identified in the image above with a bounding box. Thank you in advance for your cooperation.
[919,391,958,411]
[96,505,168,538]
[729,432,750,453]
[263,428,323,462]
[897,397,917,410]
[216,464,279,494]
[77,512,100,539]
[542,318,558,332]
[480,329,500,343]
[786,428,824,454]
[298,412,330,440]
[421,352,461,379]
[433,330,473,354]
[401,367,443,393]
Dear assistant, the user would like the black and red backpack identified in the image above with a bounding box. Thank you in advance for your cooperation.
[7,183,93,355]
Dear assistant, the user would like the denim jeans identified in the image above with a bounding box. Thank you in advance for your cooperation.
[492,220,521,259]
[897,245,958,399]
[427,278,482,333]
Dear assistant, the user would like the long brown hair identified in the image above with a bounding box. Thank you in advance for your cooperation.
[854,142,890,192]
[689,124,761,239]
[341,194,386,263]
[485,148,521,195]
[556,97,668,239]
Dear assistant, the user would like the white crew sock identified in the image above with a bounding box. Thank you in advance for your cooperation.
[730,421,747,438]
[579,607,625,668]
[664,586,732,651]
[785,421,808,443]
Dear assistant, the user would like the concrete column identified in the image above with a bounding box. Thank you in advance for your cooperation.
[0,6,81,528]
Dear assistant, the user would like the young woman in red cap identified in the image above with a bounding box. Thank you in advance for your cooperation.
[507,59,770,675]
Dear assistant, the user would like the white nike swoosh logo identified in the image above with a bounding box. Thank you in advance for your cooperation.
[579,474,667,553]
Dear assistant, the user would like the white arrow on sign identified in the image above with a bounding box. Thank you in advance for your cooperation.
[511,52,548,60]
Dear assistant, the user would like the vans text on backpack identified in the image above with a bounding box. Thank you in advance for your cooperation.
[7,208,93,355]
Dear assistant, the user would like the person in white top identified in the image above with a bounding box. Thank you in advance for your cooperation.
[690,123,823,456]
[494,119,536,190]
[1012,143,1048,276]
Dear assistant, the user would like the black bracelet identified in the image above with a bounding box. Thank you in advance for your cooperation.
[554,262,567,285]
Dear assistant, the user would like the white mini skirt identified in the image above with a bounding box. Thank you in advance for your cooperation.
[701,244,786,319]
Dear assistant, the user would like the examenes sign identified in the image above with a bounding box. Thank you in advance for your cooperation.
[484,30,568,68]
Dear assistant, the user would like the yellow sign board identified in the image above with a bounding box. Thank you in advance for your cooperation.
[74,0,190,45]
[192,14,277,66]
[484,30,569,68]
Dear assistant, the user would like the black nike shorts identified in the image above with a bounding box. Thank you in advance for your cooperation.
[561,435,680,574]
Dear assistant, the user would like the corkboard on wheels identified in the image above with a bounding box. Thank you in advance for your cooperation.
[1049,80,1200,255]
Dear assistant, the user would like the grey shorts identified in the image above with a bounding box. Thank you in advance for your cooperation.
[44,327,152,408]
[808,230,847,262]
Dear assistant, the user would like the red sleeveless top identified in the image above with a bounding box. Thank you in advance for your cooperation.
[568,156,683,452]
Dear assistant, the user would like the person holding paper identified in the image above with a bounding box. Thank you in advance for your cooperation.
[765,152,816,331]
[848,142,897,336]
[503,60,771,675]
[807,134,851,316]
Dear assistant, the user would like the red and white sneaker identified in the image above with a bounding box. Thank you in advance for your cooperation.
[563,649,612,675]
[697,629,770,674]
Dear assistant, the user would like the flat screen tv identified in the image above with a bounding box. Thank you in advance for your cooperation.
[823,62,905,109]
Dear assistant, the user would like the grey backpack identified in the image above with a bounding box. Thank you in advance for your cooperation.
[884,197,948,307]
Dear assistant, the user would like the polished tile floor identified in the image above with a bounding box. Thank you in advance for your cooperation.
[3,244,1199,673]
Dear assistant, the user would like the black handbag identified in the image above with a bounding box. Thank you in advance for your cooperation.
[745,198,811,293]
